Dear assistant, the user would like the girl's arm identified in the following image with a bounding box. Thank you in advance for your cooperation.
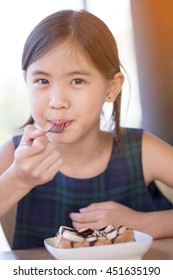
[0,139,29,218]
[0,125,63,219]
[70,201,173,239]
[142,131,173,187]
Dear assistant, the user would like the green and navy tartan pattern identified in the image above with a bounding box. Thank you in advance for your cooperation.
[12,128,172,249]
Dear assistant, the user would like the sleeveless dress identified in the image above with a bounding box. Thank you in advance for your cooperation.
[12,128,172,249]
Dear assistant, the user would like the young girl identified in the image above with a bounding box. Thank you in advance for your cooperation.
[0,10,173,249]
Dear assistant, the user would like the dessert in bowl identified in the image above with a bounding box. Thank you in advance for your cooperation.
[44,224,153,260]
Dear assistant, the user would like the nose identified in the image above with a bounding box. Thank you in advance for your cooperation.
[48,87,70,110]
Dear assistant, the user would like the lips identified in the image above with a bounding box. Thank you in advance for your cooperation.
[49,120,72,133]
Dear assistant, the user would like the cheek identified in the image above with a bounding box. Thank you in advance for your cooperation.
[77,97,104,124]
[29,93,46,122]
[78,86,106,110]
[84,93,105,114]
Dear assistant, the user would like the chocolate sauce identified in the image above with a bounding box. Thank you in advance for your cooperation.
[79,228,94,237]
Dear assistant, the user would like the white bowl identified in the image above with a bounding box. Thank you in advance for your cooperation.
[44,230,153,260]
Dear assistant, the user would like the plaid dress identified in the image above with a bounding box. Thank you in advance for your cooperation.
[12,128,172,249]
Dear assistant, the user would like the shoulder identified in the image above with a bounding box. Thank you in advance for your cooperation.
[0,134,22,175]
[121,127,143,142]
[111,127,144,155]
[142,131,173,186]
[111,127,144,162]
[0,139,15,174]
[119,127,144,151]
[142,130,173,154]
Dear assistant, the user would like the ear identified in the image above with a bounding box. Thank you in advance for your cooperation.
[105,72,124,102]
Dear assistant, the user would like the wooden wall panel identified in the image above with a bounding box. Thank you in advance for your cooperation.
[131,0,173,144]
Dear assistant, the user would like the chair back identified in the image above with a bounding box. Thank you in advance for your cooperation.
[0,223,11,251]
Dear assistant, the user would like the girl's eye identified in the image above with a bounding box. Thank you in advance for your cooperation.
[36,79,49,85]
[71,78,84,85]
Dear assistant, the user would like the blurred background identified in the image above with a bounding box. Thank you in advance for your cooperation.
[0,0,140,143]
[0,0,173,145]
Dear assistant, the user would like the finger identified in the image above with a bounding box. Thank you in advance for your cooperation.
[20,125,44,147]
[69,211,98,224]
[72,221,101,231]
[36,148,63,172]
[31,136,51,154]
[18,132,49,157]
[34,157,63,183]
[18,143,62,176]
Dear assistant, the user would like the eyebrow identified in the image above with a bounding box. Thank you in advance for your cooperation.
[30,69,91,77]
[66,70,91,76]
[30,70,51,76]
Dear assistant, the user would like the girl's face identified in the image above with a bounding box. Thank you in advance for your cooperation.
[25,41,114,144]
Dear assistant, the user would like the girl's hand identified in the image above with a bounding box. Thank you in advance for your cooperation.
[70,201,140,230]
[13,125,63,189]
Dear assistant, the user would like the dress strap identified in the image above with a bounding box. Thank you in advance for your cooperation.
[12,134,22,149]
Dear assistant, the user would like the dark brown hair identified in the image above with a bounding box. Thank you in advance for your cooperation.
[22,9,122,142]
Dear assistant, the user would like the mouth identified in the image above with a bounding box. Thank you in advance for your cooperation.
[48,120,71,133]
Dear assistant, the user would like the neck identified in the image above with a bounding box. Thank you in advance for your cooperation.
[52,130,113,179]
[59,129,105,160]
